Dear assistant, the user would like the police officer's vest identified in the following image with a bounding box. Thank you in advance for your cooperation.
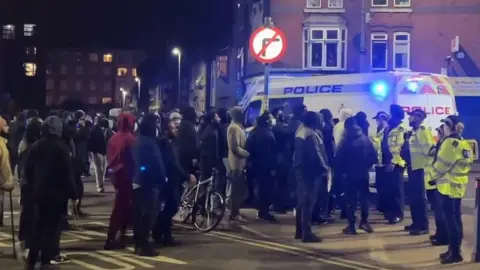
[371,128,385,165]
[433,137,473,198]
[409,123,435,170]
[378,123,407,167]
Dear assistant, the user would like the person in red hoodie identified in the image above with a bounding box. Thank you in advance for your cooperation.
[104,113,136,250]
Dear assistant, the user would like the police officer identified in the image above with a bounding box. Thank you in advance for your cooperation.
[426,124,448,246]
[405,109,434,235]
[372,111,389,214]
[379,105,406,224]
[429,115,473,264]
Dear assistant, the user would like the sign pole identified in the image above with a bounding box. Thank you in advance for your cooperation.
[473,177,480,262]
[263,16,273,112]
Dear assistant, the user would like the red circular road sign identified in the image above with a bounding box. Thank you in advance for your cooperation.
[249,26,287,64]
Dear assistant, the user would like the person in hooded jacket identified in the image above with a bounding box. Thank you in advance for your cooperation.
[226,106,250,223]
[247,111,277,221]
[24,116,78,270]
[335,117,378,235]
[132,113,167,256]
[333,107,353,145]
[154,119,196,246]
[271,108,290,213]
[354,111,370,137]
[199,111,221,182]
[293,111,329,243]
[104,113,136,250]
[177,106,200,175]
[216,108,230,197]
[88,116,113,193]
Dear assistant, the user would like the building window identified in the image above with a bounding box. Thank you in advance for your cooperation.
[132,68,137,77]
[88,97,97,104]
[372,0,388,6]
[25,46,36,56]
[102,97,112,104]
[104,81,112,92]
[46,79,54,90]
[394,0,410,6]
[76,65,83,75]
[75,81,82,91]
[2,25,15,39]
[60,65,68,75]
[60,80,67,91]
[370,33,388,70]
[103,54,113,63]
[306,0,320,8]
[394,32,410,70]
[24,24,35,36]
[24,63,36,76]
[90,82,97,91]
[303,28,347,70]
[46,65,52,75]
[46,96,53,106]
[328,0,343,8]
[103,67,111,76]
[117,68,128,77]
[89,53,99,62]
[216,56,228,77]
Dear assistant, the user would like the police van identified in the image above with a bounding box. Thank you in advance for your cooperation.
[240,71,457,136]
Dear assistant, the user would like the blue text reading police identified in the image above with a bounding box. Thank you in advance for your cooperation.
[283,85,343,95]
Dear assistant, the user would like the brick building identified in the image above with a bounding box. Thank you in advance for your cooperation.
[46,50,146,107]
[233,0,480,80]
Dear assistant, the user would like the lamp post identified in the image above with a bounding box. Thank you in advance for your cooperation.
[172,47,182,107]
[120,87,127,108]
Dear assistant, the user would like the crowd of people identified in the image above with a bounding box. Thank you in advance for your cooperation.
[0,102,473,269]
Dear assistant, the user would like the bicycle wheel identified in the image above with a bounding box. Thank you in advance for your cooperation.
[193,192,225,232]
[175,190,194,223]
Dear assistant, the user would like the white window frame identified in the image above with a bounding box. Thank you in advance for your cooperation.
[371,0,388,7]
[328,0,344,8]
[306,0,321,8]
[393,32,410,70]
[303,27,347,70]
[394,0,410,7]
[370,33,388,70]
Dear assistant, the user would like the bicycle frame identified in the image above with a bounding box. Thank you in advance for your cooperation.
[183,176,213,206]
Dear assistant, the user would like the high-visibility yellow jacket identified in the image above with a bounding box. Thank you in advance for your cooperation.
[378,123,406,167]
[430,136,473,198]
[371,128,385,165]
[409,123,435,170]
[424,144,438,190]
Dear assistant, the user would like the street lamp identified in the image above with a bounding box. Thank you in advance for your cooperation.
[172,47,182,106]
[120,87,127,108]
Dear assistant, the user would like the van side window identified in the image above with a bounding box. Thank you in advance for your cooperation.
[244,100,262,128]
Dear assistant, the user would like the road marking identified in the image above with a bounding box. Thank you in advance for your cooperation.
[175,224,388,270]
[98,251,155,268]
[67,252,135,270]
[64,231,93,240]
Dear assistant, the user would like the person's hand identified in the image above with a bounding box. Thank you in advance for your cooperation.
[428,180,436,186]
[188,174,197,186]
[385,164,394,172]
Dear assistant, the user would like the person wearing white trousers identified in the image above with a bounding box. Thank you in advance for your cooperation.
[88,117,113,193]
[92,152,107,192]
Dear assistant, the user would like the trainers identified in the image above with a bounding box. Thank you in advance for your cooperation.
[97,188,105,193]
[50,254,71,264]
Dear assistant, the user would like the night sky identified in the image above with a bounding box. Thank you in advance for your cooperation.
[46,0,233,60]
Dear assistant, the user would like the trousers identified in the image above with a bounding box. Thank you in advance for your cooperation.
[441,195,463,255]
[407,168,429,230]
[295,170,321,237]
[426,189,447,240]
[107,175,133,241]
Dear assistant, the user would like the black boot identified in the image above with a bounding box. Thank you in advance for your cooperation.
[342,224,357,235]
[441,249,463,264]
[359,221,374,233]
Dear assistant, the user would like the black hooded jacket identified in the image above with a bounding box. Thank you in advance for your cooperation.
[177,106,200,174]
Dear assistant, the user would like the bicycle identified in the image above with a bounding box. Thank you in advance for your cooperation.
[176,169,226,232]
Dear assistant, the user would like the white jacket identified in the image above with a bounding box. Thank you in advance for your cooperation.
[333,108,353,148]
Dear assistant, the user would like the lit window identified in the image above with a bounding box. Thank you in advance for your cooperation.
[104,81,112,92]
[24,63,36,76]
[46,79,54,90]
[102,97,112,104]
[24,24,35,36]
[372,0,388,6]
[103,54,113,63]
[90,82,97,91]
[371,33,388,70]
[89,53,99,62]
[216,56,228,77]
[132,68,137,77]
[75,81,82,91]
[76,65,83,75]
[306,0,320,8]
[394,32,410,70]
[394,0,410,6]
[117,68,128,77]
[60,65,68,75]
[2,25,15,40]
[103,67,111,76]
[60,80,67,91]
[328,0,343,8]
[88,97,97,104]
[303,28,347,70]
[25,46,36,56]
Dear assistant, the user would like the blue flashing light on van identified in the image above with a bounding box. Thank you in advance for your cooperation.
[370,81,389,101]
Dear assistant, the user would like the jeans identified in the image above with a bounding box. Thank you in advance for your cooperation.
[255,172,274,216]
[345,172,370,225]
[133,187,160,248]
[295,170,321,238]
[92,153,107,190]
[407,168,429,230]
[226,169,247,218]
